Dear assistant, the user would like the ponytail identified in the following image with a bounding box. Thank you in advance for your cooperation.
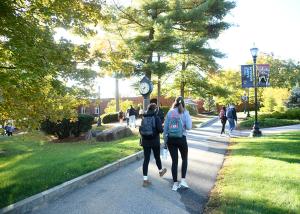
[172,96,185,114]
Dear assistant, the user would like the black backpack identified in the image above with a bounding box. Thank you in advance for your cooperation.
[139,116,156,139]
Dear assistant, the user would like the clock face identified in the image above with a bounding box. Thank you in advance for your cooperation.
[139,82,150,95]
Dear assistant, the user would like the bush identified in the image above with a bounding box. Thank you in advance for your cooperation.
[160,106,170,116]
[261,88,289,112]
[286,86,300,108]
[71,114,94,137]
[101,113,119,124]
[259,108,300,120]
[285,108,300,120]
[185,105,198,116]
[40,114,94,139]
[240,117,299,129]
[104,99,134,114]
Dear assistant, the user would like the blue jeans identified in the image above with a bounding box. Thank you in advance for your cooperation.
[228,118,235,132]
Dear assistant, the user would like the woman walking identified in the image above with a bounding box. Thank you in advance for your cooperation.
[163,96,192,191]
[219,106,227,136]
[139,103,167,187]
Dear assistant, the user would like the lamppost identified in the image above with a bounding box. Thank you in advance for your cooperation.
[250,45,262,137]
[247,88,251,117]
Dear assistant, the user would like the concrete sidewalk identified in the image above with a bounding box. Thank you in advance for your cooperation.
[31,121,230,214]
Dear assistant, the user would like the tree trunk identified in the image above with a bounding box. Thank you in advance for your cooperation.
[115,77,120,112]
[157,76,161,107]
[157,54,161,107]
[180,61,186,98]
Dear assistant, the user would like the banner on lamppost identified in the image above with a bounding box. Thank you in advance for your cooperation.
[241,65,254,88]
[257,64,270,87]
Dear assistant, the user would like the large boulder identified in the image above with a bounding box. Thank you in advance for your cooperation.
[96,126,133,142]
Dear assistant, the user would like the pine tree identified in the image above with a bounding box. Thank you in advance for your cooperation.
[111,0,235,100]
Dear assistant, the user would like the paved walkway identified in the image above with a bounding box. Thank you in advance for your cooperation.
[32,120,230,214]
[31,120,300,214]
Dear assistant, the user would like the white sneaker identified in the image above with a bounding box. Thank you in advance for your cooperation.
[172,183,180,191]
[180,180,189,188]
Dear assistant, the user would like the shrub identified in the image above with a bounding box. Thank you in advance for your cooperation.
[185,105,198,116]
[203,96,216,112]
[160,106,170,116]
[71,114,94,137]
[240,117,299,129]
[259,108,300,120]
[104,99,134,114]
[261,88,290,112]
[285,108,300,120]
[286,86,300,108]
[40,119,56,135]
[101,113,119,124]
[40,114,94,139]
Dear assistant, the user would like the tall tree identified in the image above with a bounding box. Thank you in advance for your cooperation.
[257,54,300,89]
[0,0,105,127]
[110,0,235,99]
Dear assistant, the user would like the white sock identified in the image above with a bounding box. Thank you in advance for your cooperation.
[143,176,148,181]
[159,169,163,172]
[174,181,179,185]
[181,178,186,182]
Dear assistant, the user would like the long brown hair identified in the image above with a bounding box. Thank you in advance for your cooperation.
[172,96,185,114]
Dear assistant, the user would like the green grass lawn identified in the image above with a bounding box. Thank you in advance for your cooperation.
[205,131,300,214]
[239,117,300,129]
[0,132,140,208]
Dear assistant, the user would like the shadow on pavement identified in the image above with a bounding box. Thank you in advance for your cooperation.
[178,188,206,214]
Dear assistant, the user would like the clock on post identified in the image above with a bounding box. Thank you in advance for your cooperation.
[139,76,153,111]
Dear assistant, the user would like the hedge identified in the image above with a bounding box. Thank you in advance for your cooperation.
[40,114,94,139]
[101,112,119,124]
[259,108,300,120]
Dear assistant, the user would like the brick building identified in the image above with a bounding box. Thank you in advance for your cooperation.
[78,96,205,116]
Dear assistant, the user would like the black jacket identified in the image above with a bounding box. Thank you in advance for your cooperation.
[140,111,163,147]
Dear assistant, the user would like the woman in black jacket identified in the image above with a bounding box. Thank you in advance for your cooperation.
[140,103,167,187]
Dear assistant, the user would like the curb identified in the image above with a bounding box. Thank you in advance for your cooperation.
[0,150,144,214]
[198,116,219,128]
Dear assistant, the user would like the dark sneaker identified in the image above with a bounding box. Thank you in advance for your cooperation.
[142,180,151,187]
[159,168,167,177]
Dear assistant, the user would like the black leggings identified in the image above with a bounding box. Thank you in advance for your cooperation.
[167,136,188,182]
[221,120,227,134]
[143,146,162,176]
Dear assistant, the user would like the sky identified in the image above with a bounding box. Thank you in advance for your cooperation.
[212,0,300,69]
[55,0,300,98]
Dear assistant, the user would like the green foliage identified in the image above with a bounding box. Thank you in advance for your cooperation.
[209,70,245,106]
[203,96,216,112]
[259,108,300,120]
[104,99,134,114]
[240,108,300,129]
[101,113,119,124]
[160,106,171,116]
[185,105,198,116]
[0,0,103,129]
[286,86,300,108]
[261,88,289,112]
[73,114,95,136]
[257,54,300,88]
[40,114,94,139]
[0,133,140,208]
[261,97,277,112]
[110,0,235,98]
[239,118,299,129]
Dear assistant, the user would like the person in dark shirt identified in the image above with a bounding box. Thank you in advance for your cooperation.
[139,103,167,187]
[226,104,237,136]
